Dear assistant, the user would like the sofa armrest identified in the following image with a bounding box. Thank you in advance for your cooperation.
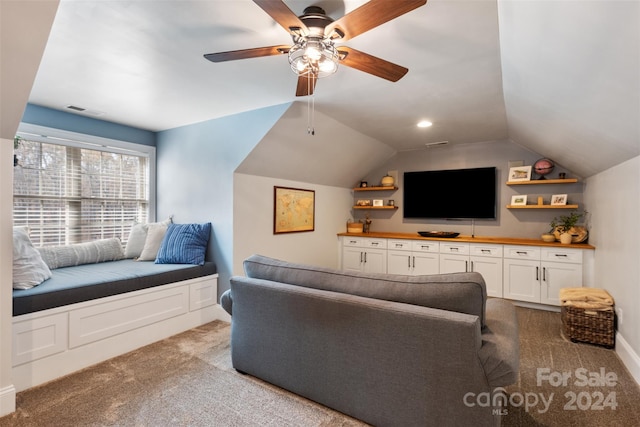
[478,298,520,387]
[220,289,233,315]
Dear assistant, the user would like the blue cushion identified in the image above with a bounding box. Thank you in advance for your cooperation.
[155,223,211,265]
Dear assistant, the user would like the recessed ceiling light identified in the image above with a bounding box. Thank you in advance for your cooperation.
[417,120,433,128]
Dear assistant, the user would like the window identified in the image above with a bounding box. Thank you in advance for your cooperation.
[13,124,155,247]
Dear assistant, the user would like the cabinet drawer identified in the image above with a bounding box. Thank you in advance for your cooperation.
[470,244,503,258]
[541,248,583,263]
[363,238,387,249]
[504,245,540,260]
[411,241,440,253]
[342,237,363,247]
[440,242,469,255]
[389,240,412,251]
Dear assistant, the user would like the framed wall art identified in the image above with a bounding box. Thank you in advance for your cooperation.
[274,186,315,234]
[511,195,528,206]
[551,194,568,206]
[508,165,532,182]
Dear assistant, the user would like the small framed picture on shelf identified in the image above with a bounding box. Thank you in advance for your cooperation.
[372,199,383,207]
[551,194,568,205]
[511,195,528,206]
[508,165,532,182]
[356,199,371,206]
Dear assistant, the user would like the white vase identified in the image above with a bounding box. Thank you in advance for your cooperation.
[560,233,573,244]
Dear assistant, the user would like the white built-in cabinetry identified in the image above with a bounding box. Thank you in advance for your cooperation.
[340,234,593,307]
[503,245,583,305]
[342,237,387,274]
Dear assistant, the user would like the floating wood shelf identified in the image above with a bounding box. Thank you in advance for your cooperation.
[353,186,398,192]
[352,205,398,210]
[506,179,578,186]
[506,204,579,209]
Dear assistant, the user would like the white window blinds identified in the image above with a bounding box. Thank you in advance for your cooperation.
[13,137,150,247]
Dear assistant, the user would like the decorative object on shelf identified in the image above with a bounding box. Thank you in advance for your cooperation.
[558,172,566,179]
[551,194,568,205]
[417,231,460,238]
[363,214,372,233]
[537,196,544,206]
[550,211,588,244]
[380,174,395,187]
[347,221,364,233]
[533,158,555,180]
[356,199,371,206]
[273,186,315,234]
[359,180,368,188]
[387,199,395,206]
[372,199,383,207]
[511,195,527,206]
[508,165,532,182]
[541,233,556,242]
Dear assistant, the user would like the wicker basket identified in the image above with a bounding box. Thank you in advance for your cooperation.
[561,305,615,348]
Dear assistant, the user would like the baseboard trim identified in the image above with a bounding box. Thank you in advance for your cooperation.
[615,331,640,386]
[0,384,16,417]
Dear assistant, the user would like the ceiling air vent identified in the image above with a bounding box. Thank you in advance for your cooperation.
[65,105,105,117]
[425,141,449,148]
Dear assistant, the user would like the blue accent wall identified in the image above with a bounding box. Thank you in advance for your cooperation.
[22,104,156,146]
[156,103,290,297]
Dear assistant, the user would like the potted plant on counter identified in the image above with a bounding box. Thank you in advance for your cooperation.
[550,211,587,244]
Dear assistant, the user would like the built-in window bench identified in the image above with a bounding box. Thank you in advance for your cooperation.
[11,260,221,392]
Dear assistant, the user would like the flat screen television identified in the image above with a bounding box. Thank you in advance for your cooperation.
[403,167,497,220]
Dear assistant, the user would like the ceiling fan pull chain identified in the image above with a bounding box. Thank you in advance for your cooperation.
[307,75,315,136]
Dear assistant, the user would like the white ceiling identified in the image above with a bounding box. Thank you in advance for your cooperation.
[25,0,640,178]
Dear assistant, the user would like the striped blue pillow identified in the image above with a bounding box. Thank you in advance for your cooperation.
[155,222,211,265]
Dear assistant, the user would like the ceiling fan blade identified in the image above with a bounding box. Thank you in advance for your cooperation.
[204,45,290,62]
[338,47,408,82]
[295,74,317,97]
[253,0,308,34]
[326,0,427,41]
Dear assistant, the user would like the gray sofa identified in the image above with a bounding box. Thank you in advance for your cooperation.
[221,254,519,427]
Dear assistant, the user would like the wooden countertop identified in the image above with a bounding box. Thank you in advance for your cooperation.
[337,231,595,250]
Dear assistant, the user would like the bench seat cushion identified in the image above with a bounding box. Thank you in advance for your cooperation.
[13,259,217,316]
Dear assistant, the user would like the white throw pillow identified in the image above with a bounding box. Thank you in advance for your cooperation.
[13,227,52,289]
[124,218,172,259]
[137,223,169,261]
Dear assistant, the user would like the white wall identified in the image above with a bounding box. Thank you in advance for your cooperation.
[233,173,353,275]
[585,155,640,383]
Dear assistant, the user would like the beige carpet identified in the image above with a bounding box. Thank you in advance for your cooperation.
[1,307,639,426]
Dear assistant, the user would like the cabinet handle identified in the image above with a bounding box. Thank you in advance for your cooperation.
[364,252,367,263]
[543,267,547,282]
[536,266,539,281]
[421,245,429,250]
[350,240,357,244]
[470,261,474,272]
[396,243,403,248]
[517,251,527,255]
[555,254,568,257]
[360,252,363,263]
[408,256,411,268]
[481,249,491,254]
[371,242,379,246]
[413,256,416,268]
[451,247,459,252]
[465,260,469,272]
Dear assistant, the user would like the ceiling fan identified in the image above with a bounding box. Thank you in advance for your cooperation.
[204,0,427,96]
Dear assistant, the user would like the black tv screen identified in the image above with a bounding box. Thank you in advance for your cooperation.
[403,167,497,219]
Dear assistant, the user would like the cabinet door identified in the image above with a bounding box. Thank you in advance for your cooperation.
[471,256,503,298]
[362,249,387,274]
[541,261,582,305]
[503,258,540,303]
[342,246,363,273]
[440,254,469,274]
[387,250,412,275]
[412,252,440,275]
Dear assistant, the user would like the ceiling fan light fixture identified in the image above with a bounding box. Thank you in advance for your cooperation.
[288,37,338,78]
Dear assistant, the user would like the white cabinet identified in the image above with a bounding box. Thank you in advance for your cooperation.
[440,243,503,297]
[387,240,439,275]
[341,237,387,274]
[503,245,583,306]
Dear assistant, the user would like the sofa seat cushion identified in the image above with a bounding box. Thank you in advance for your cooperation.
[243,254,487,327]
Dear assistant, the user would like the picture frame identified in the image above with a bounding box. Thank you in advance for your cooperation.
[551,194,568,206]
[508,165,532,182]
[372,199,384,207]
[511,195,528,206]
[273,186,315,234]
[356,199,371,206]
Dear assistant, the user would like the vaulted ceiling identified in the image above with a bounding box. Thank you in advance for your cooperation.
[9,0,640,178]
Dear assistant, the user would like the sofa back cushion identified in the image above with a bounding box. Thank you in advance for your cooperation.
[243,254,487,327]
